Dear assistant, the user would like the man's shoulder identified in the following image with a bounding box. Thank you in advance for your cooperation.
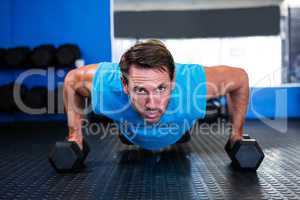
[96,62,121,76]
[97,62,119,69]
[174,63,205,77]
[175,63,204,69]
[175,63,202,65]
[93,62,122,91]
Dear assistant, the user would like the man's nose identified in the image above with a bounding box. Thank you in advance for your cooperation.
[145,94,159,109]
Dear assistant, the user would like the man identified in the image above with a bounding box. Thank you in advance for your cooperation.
[64,40,249,150]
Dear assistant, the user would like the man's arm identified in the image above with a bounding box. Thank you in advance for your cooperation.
[63,64,98,149]
[204,66,249,143]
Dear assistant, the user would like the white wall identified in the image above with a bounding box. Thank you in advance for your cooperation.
[286,0,300,7]
[113,37,282,87]
[112,0,284,87]
[114,0,282,11]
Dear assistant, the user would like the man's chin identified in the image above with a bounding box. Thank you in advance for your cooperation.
[144,116,160,124]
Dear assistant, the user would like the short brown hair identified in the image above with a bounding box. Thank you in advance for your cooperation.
[119,40,175,84]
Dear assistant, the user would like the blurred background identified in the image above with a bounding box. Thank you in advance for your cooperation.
[0,0,299,122]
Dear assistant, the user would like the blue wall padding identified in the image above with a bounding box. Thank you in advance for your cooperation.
[13,113,66,122]
[0,0,11,47]
[0,113,14,123]
[0,84,299,122]
[0,113,66,123]
[0,0,111,64]
[0,68,70,89]
[247,87,300,119]
[0,71,15,85]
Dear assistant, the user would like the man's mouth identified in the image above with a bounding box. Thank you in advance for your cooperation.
[145,110,160,118]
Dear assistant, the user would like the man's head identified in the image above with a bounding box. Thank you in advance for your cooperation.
[119,40,175,124]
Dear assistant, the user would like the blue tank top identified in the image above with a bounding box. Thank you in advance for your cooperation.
[91,62,207,150]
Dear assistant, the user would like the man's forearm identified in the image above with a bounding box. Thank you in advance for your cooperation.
[63,71,86,139]
[65,94,85,138]
[226,79,249,137]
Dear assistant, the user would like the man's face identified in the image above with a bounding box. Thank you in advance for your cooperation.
[122,65,174,124]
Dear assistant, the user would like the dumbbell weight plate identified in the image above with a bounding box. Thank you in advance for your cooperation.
[49,141,85,173]
[224,136,265,171]
[233,139,264,170]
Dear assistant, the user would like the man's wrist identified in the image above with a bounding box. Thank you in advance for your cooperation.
[230,126,243,136]
[69,126,80,133]
[68,126,82,138]
[230,131,243,140]
[67,132,83,141]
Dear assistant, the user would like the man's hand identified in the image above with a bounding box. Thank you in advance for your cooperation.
[67,132,83,150]
[229,133,243,148]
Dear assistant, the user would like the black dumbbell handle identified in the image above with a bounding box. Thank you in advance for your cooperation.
[243,134,251,139]
[82,139,90,160]
[225,136,256,158]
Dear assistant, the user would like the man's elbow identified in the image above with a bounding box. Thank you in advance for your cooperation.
[221,67,249,96]
[236,67,249,88]
[64,69,86,91]
[65,69,91,97]
[64,69,77,87]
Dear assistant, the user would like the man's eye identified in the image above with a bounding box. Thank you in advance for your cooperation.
[156,86,166,92]
[135,88,146,94]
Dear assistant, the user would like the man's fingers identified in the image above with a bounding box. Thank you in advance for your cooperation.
[68,137,83,150]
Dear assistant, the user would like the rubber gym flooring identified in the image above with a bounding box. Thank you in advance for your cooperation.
[1,118,300,200]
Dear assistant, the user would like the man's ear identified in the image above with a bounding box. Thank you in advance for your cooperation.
[121,76,129,95]
[171,72,176,90]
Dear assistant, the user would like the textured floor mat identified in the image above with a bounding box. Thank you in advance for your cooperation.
[0,119,300,200]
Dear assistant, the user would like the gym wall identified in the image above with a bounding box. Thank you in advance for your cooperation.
[0,0,112,122]
[113,3,300,119]
[288,7,300,83]
[0,0,112,64]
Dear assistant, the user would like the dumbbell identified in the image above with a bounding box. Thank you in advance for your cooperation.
[225,134,264,171]
[49,139,90,173]
[204,98,222,123]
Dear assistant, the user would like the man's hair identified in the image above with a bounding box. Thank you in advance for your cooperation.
[119,39,175,84]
